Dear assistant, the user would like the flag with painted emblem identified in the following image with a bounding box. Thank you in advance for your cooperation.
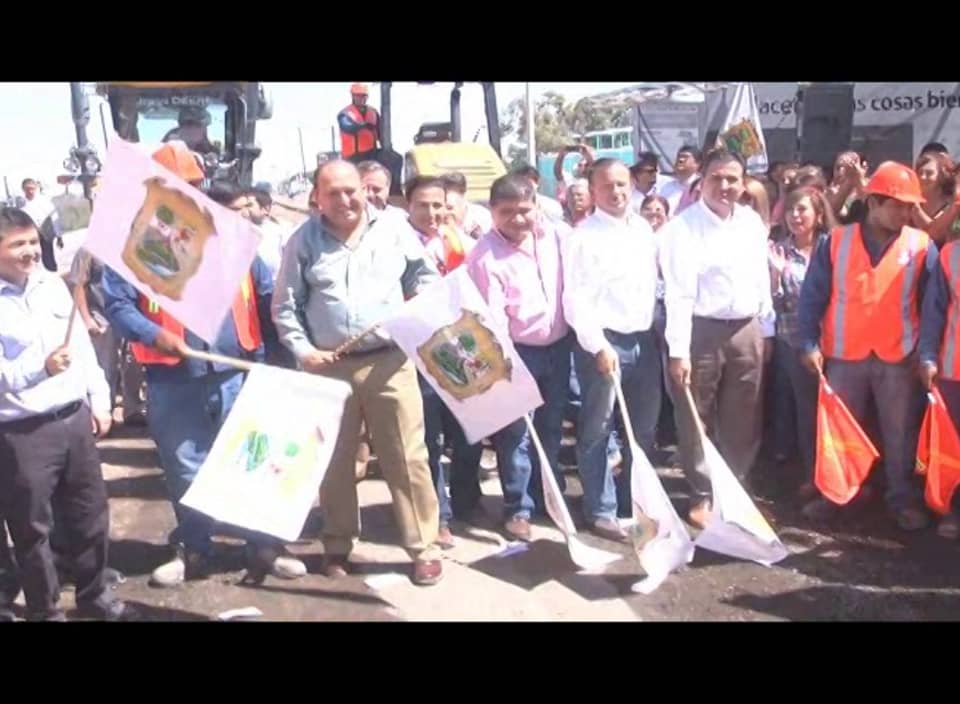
[716,83,769,175]
[83,137,261,344]
[382,269,619,570]
[181,365,352,541]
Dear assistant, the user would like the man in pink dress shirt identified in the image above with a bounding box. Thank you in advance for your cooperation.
[466,174,573,542]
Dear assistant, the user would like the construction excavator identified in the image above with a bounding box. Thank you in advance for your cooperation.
[67,82,273,196]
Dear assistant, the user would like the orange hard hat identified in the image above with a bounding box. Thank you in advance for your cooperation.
[350,82,369,96]
[863,161,925,204]
[152,142,205,183]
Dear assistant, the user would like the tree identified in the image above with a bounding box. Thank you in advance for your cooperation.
[499,92,631,169]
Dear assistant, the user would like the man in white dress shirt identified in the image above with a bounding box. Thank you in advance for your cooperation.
[563,158,661,541]
[659,148,775,526]
[657,146,702,216]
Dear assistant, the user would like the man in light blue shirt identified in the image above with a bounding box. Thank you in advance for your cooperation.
[0,207,132,621]
[272,160,446,586]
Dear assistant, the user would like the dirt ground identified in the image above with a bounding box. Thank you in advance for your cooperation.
[9,421,959,623]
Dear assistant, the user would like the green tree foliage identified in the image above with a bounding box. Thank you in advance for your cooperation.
[499,92,631,169]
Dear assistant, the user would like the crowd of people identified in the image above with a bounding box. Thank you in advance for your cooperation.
[2,128,959,621]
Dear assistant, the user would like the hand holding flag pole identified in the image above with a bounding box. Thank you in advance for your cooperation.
[178,322,385,374]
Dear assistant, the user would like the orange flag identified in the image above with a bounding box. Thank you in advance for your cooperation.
[814,377,880,505]
[915,388,960,515]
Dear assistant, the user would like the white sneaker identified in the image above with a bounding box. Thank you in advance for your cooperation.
[150,556,185,588]
[480,448,498,472]
[270,555,307,580]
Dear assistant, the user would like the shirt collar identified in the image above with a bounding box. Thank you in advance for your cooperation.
[695,198,740,226]
[0,269,47,295]
[591,206,632,226]
[491,226,542,250]
[317,206,377,243]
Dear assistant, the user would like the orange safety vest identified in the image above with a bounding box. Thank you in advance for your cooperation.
[821,223,929,363]
[339,105,378,158]
[437,225,466,275]
[130,272,262,366]
[938,241,960,379]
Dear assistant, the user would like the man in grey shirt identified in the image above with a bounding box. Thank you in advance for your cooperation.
[272,160,445,586]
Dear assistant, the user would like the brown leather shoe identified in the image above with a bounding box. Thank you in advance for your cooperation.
[436,525,456,550]
[503,517,532,542]
[322,555,351,579]
[590,518,629,542]
[938,512,960,540]
[687,498,713,529]
[797,482,819,503]
[412,558,443,586]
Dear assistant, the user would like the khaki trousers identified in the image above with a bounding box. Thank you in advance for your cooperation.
[317,347,439,558]
[674,316,765,495]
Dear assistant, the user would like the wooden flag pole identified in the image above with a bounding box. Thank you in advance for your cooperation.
[182,348,256,372]
[332,324,383,358]
[612,374,642,452]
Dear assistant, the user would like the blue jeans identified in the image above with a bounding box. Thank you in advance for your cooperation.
[492,336,571,520]
[566,351,581,422]
[419,374,482,525]
[774,338,818,480]
[147,370,279,553]
[575,330,662,522]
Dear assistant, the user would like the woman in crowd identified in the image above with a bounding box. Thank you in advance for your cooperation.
[741,176,772,231]
[826,151,868,220]
[912,151,960,245]
[768,187,836,499]
[640,194,677,452]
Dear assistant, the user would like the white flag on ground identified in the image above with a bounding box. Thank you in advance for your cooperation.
[613,379,695,593]
[380,269,618,570]
[181,365,352,542]
[526,417,621,571]
[717,82,769,175]
[679,386,788,565]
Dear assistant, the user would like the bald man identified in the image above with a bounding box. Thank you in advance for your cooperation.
[272,161,445,586]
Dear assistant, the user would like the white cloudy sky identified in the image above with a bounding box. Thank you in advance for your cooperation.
[0,82,635,193]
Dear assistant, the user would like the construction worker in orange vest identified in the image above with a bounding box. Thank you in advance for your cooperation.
[338,83,381,162]
[101,143,308,587]
[798,161,939,531]
[917,187,960,539]
[401,175,482,548]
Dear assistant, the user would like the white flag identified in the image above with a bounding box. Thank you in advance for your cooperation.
[380,268,543,444]
[181,365,352,542]
[614,379,695,593]
[717,83,769,175]
[381,269,619,570]
[693,435,789,566]
[84,138,262,344]
[526,417,621,572]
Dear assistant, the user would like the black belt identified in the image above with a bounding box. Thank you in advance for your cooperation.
[693,315,753,326]
[0,400,82,431]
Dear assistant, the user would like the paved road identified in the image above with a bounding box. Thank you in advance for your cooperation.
[10,423,959,622]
